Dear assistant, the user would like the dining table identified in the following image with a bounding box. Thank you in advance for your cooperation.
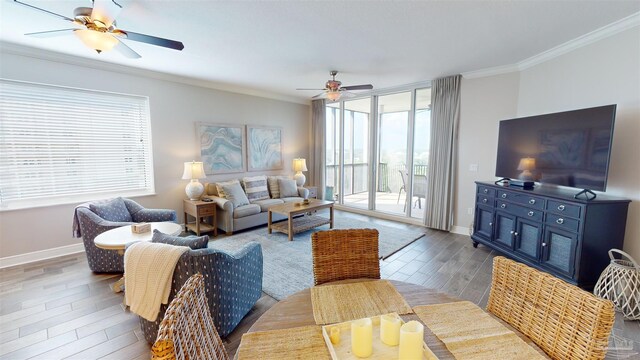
[243,278,549,359]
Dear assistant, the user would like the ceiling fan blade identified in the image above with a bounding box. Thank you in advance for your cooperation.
[339,91,357,99]
[114,39,141,59]
[296,88,327,91]
[25,28,76,38]
[121,30,184,50]
[91,0,122,28]
[341,84,373,91]
[13,0,75,22]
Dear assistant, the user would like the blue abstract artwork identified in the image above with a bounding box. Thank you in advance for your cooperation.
[247,126,283,171]
[198,123,245,174]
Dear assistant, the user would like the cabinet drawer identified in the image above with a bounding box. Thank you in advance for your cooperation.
[508,193,545,210]
[497,201,543,222]
[477,194,493,206]
[546,213,580,233]
[477,186,495,197]
[198,205,216,216]
[547,200,581,218]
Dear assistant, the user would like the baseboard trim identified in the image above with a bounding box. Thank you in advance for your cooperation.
[0,243,85,269]
[451,225,470,236]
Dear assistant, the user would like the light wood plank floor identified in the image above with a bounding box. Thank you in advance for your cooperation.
[1,211,638,359]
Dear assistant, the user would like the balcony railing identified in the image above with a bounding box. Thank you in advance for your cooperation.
[325,163,428,197]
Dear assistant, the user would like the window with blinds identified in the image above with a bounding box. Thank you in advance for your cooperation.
[0,79,155,210]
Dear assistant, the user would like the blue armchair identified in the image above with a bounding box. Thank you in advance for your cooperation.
[138,241,263,342]
[73,197,177,273]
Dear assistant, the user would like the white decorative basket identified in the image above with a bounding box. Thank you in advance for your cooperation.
[593,249,640,320]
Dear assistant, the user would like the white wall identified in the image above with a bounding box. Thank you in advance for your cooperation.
[0,50,310,259]
[455,72,520,234]
[454,26,639,261]
[517,27,640,260]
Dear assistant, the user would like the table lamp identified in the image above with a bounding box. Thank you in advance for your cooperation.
[293,158,308,187]
[517,157,536,181]
[182,161,206,200]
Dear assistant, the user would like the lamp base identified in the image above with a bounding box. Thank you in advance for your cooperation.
[294,172,306,187]
[185,180,204,200]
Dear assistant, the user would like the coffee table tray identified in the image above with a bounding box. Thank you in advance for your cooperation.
[271,215,331,235]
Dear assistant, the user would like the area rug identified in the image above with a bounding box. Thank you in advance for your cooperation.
[207,217,424,300]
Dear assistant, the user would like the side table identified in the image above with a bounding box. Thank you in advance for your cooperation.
[304,186,318,199]
[183,199,217,237]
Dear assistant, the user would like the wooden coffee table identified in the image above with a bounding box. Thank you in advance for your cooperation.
[267,199,334,241]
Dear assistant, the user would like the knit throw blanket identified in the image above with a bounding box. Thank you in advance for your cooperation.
[124,242,189,321]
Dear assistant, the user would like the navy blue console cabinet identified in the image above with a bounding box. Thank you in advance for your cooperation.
[471,181,631,290]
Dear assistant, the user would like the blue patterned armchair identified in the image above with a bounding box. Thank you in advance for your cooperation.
[138,240,263,342]
[73,197,177,273]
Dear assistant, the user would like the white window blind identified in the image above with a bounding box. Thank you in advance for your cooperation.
[0,79,154,209]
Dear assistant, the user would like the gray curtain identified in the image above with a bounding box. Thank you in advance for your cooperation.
[310,99,326,199]
[424,75,461,231]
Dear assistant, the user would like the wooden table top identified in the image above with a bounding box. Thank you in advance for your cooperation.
[268,199,334,216]
[247,279,549,359]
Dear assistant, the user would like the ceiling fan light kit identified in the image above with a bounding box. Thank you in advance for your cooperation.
[14,0,184,59]
[297,70,373,101]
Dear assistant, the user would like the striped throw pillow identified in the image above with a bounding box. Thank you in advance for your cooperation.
[242,176,270,203]
[267,175,290,198]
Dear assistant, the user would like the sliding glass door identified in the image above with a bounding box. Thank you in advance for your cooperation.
[325,86,431,221]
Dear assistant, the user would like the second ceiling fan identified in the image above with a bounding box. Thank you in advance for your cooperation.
[297,71,373,101]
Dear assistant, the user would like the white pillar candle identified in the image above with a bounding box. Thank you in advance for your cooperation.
[351,318,373,358]
[398,321,424,360]
[380,314,402,346]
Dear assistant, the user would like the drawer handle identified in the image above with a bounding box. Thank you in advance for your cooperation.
[558,205,565,211]
[501,193,507,199]
[483,189,488,194]
[542,242,547,247]
[482,198,488,203]
[529,199,536,205]
[500,204,506,209]
[510,231,514,234]
[514,232,518,237]
[528,211,534,217]
[489,222,493,227]
[556,218,564,225]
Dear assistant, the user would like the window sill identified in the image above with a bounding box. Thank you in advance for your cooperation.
[0,190,157,212]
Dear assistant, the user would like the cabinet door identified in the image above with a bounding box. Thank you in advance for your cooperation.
[514,218,542,262]
[541,227,578,278]
[474,205,494,241]
[494,211,516,250]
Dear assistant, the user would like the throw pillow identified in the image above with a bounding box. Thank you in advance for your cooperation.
[242,175,270,203]
[221,182,250,208]
[151,230,208,250]
[267,175,289,198]
[90,197,133,222]
[215,180,240,199]
[278,178,299,198]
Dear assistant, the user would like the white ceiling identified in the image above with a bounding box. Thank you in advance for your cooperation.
[1,1,639,103]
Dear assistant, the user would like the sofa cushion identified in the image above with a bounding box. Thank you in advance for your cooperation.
[221,182,250,208]
[242,175,270,203]
[278,178,299,198]
[215,179,240,199]
[89,197,132,222]
[233,204,261,218]
[281,197,304,203]
[267,175,289,198]
[151,230,208,250]
[251,198,285,212]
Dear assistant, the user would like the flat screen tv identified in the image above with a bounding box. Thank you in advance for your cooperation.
[495,104,616,192]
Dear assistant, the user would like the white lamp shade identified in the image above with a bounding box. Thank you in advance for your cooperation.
[182,161,206,180]
[292,158,308,172]
[74,29,119,52]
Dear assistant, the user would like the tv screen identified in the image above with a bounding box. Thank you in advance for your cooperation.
[495,105,616,191]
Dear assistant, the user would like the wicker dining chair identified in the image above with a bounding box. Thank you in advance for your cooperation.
[311,229,380,285]
[487,256,615,360]
[151,274,230,360]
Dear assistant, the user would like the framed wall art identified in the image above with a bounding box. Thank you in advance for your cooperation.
[197,122,246,174]
[247,125,283,171]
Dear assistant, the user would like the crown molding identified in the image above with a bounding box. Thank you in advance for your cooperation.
[462,12,640,79]
[0,41,310,105]
[517,12,640,71]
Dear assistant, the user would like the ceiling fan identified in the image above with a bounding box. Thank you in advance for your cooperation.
[297,71,373,101]
[13,0,184,59]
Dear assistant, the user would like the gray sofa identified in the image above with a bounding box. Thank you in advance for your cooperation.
[203,180,308,235]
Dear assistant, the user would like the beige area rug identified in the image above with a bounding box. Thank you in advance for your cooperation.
[207,216,425,300]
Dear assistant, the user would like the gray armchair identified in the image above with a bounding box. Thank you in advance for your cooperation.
[73,197,177,273]
[138,240,263,342]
